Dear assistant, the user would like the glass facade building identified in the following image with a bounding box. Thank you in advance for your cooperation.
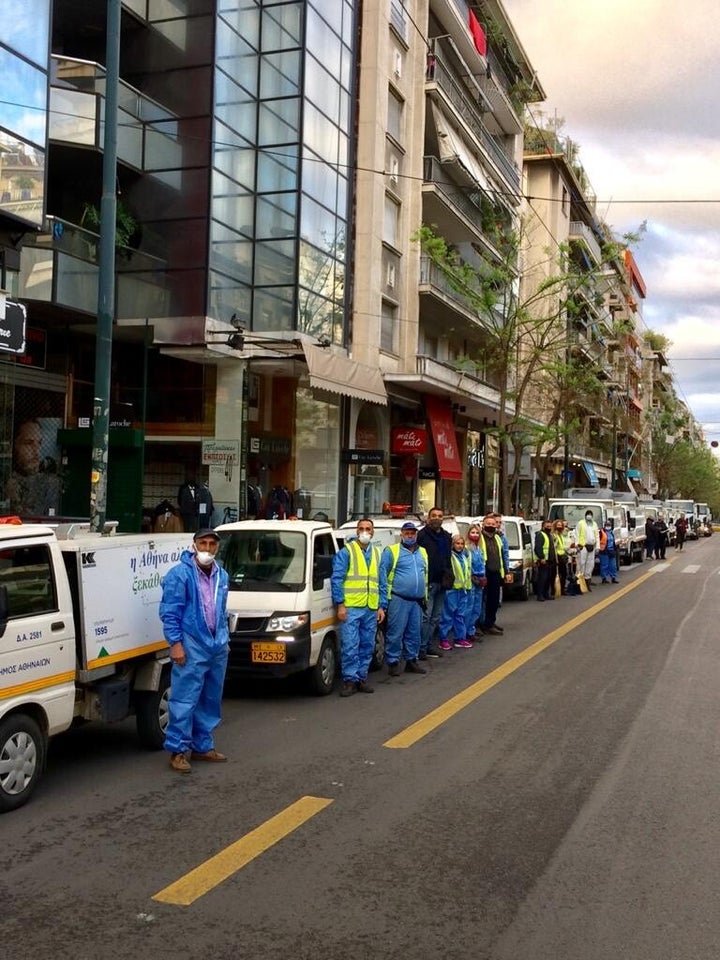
[210,0,356,344]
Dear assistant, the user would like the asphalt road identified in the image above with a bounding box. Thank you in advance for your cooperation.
[4,537,720,960]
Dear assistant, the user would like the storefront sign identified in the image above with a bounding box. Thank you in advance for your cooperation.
[341,448,385,465]
[0,298,27,355]
[391,427,427,455]
[424,395,463,480]
[202,439,240,466]
[249,435,292,459]
[418,466,437,480]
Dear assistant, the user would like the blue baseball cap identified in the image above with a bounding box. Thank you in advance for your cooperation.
[401,521,418,531]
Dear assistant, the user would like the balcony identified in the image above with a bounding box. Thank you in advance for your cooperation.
[422,156,504,259]
[49,56,181,172]
[18,217,169,322]
[569,220,603,265]
[427,47,521,193]
[419,256,501,334]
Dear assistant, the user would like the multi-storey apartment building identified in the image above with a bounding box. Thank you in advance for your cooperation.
[352,0,540,517]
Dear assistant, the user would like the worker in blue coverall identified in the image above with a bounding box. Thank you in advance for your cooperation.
[379,521,429,676]
[598,520,619,583]
[464,522,486,640]
[438,534,473,649]
[160,527,230,774]
[331,518,385,697]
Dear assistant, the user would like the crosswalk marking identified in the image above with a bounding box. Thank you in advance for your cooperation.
[681,564,701,574]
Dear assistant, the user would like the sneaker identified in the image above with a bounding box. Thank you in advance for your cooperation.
[493,625,505,633]
[454,639,473,648]
[601,578,609,584]
[405,659,427,675]
[387,662,402,677]
[426,645,444,658]
[339,681,357,697]
[611,578,619,583]
[439,640,452,651]
[356,680,375,694]
[418,652,428,661]
[190,749,227,762]
[485,626,503,636]
[170,752,191,773]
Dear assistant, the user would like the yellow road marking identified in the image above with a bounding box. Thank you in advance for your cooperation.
[152,795,333,907]
[384,564,664,750]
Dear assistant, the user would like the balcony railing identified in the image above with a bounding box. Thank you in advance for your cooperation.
[18,217,169,321]
[416,354,506,407]
[569,221,603,265]
[49,56,180,172]
[428,50,520,191]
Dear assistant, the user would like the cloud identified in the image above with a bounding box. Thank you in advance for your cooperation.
[504,0,720,435]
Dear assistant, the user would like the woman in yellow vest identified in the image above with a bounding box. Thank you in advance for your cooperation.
[438,535,473,650]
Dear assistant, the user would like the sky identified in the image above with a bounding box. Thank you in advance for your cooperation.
[503,0,720,448]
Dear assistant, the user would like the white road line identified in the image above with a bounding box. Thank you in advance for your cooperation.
[681,564,701,574]
[648,563,670,574]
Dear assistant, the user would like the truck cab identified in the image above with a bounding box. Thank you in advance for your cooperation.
[216,520,341,695]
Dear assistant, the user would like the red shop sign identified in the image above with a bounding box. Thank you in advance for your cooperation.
[391,427,428,455]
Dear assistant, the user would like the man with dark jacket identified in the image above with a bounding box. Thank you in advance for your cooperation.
[417,506,452,658]
[534,517,557,601]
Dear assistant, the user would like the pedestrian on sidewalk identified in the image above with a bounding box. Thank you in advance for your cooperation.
[160,528,230,773]
[417,506,453,657]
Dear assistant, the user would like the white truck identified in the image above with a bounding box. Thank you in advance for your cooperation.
[547,489,644,566]
[0,523,192,812]
[217,519,382,696]
[665,498,698,540]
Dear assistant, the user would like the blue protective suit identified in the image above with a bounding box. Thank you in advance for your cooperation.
[160,550,230,754]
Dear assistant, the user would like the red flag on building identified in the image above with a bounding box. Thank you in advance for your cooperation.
[468,9,487,57]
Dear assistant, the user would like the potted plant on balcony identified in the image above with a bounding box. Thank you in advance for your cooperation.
[81,198,140,256]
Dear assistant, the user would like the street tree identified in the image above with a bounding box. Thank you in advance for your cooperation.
[415,221,638,513]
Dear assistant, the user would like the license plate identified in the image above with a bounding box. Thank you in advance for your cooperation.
[251,642,286,664]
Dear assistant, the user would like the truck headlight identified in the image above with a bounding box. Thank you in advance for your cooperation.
[268,613,309,633]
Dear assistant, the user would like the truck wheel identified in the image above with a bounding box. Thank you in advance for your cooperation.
[135,670,171,750]
[369,626,385,672]
[307,635,337,696]
[0,713,46,813]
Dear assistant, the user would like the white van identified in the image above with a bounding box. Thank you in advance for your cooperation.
[216,520,342,695]
[500,516,534,601]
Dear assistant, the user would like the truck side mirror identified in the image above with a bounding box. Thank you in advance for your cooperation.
[0,584,8,638]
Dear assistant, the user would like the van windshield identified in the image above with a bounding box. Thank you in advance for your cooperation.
[502,523,521,549]
[548,504,602,527]
[217,531,306,592]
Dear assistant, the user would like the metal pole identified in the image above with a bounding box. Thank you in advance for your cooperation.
[89,0,121,531]
[611,402,617,491]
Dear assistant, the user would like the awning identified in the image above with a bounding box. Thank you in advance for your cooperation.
[303,343,387,405]
[425,394,463,480]
[431,102,489,191]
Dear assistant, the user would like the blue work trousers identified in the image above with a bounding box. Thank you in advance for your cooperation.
[465,585,484,637]
[599,551,618,580]
[420,583,446,653]
[385,596,422,663]
[164,638,228,754]
[340,606,377,682]
[439,588,468,642]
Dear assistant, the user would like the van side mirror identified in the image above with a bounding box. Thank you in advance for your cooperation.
[0,584,8,638]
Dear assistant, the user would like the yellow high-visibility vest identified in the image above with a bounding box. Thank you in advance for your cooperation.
[343,540,380,609]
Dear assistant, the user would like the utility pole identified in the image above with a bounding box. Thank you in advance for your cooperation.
[89,0,121,532]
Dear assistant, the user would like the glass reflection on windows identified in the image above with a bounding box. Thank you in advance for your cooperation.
[305,6,342,75]
[257,146,299,193]
[213,120,255,189]
[255,192,297,241]
[258,98,300,146]
[0,0,50,68]
[0,48,47,147]
[259,50,301,99]
[254,238,296,287]
[262,3,303,50]
[254,287,295,332]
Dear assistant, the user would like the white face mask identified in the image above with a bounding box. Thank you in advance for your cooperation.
[357,531,373,545]
[195,550,215,566]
